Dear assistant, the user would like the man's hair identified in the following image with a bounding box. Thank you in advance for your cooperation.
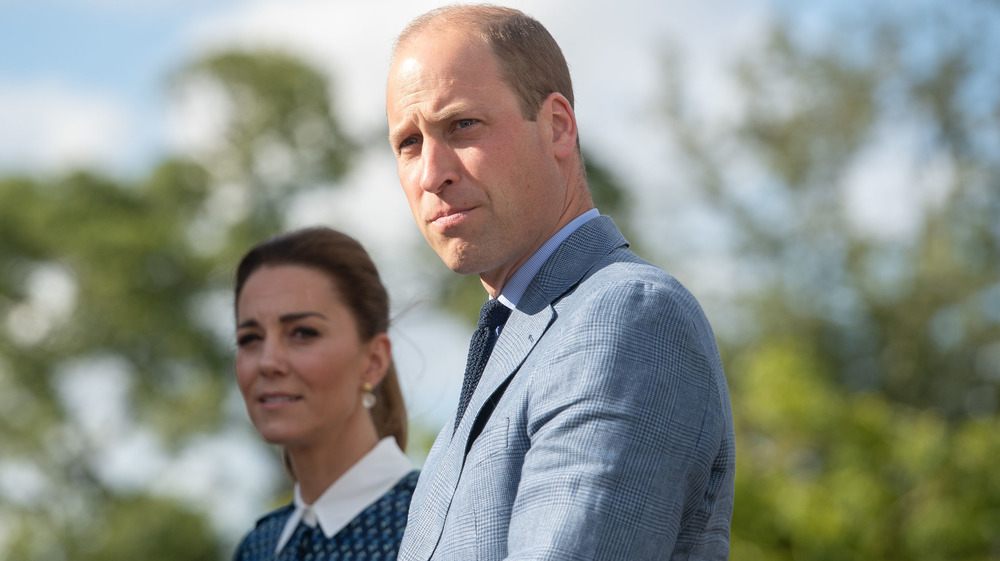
[394,4,574,121]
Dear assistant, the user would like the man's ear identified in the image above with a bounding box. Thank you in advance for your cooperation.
[363,332,392,387]
[543,92,578,159]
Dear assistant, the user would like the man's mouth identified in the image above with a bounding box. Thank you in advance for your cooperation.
[430,207,473,228]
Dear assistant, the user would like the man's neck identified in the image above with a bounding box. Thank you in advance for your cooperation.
[480,207,599,302]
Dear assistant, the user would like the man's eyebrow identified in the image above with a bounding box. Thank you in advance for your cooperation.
[389,102,485,146]
[236,311,327,330]
[388,125,410,148]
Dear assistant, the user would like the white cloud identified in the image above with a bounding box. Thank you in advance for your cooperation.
[0,81,133,173]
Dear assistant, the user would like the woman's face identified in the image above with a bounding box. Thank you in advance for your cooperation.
[234,265,388,449]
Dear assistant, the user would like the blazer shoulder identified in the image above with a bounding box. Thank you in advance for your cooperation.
[570,247,707,321]
[547,248,727,392]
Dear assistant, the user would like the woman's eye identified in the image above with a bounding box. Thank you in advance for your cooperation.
[292,327,320,340]
[236,333,260,347]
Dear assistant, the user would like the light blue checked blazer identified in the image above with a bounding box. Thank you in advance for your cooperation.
[399,216,735,560]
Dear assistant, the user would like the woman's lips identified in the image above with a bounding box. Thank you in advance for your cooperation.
[259,394,302,409]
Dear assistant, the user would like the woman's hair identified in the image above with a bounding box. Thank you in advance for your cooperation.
[234,227,408,454]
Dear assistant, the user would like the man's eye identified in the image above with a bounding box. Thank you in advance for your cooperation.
[399,136,420,151]
[456,119,476,128]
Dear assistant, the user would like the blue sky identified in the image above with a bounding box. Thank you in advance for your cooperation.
[1,2,202,86]
[0,1,243,173]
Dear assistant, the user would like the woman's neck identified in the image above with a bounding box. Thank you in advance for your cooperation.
[289,422,380,504]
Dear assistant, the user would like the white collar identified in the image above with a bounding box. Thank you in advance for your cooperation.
[274,437,413,553]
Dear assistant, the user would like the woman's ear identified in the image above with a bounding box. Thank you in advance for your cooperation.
[363,332,392,387]
[542,92,578,159]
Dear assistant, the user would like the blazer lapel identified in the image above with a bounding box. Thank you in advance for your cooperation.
[455,217,628,458]
[404,216,629,561]
[456,304,554,441]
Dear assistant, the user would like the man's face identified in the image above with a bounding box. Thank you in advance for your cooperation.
[387,30,567,285]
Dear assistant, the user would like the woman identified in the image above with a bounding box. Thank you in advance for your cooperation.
[232,227,417,560]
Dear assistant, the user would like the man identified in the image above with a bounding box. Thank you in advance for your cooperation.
[386,5,734,560]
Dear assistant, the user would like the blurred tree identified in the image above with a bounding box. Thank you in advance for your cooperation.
[660,1,1000,418]
[0,49,355,560]
[730,339,1000,560]
[656,1,1000,558]
[171,50,358,264]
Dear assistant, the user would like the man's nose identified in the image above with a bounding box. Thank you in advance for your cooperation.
[419,138,460,193]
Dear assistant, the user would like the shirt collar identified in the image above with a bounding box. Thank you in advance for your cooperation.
[275,437,413,553]
[498,209,600,309]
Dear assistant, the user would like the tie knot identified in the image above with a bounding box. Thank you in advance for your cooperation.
[478,298,512,331]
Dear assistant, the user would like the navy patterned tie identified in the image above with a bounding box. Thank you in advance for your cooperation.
[454,298,512,431]
[290,522,324,560]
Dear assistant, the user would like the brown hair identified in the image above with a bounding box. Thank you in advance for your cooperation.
[234,227,408,454]
[394,4,575,122]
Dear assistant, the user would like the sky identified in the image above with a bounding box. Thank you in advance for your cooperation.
[0,0,776,545]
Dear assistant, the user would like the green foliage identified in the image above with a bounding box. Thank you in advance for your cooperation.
[731,339,1000,560]
[172,49,358,255]
[81,496,221,561]
[175,50,355,184]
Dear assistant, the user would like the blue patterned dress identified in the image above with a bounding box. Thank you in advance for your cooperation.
[233,470,419,561]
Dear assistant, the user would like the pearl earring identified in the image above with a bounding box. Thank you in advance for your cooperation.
[362,382,377,409]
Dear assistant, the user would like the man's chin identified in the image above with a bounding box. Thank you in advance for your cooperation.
[431,240,483,275]
[443,258,482,275]
[443,256,493,278]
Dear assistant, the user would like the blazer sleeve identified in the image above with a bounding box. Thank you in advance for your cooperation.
[505,278,734,560]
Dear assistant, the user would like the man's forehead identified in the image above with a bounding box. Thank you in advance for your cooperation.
[392,26,492,74]
[388,38,502,108]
